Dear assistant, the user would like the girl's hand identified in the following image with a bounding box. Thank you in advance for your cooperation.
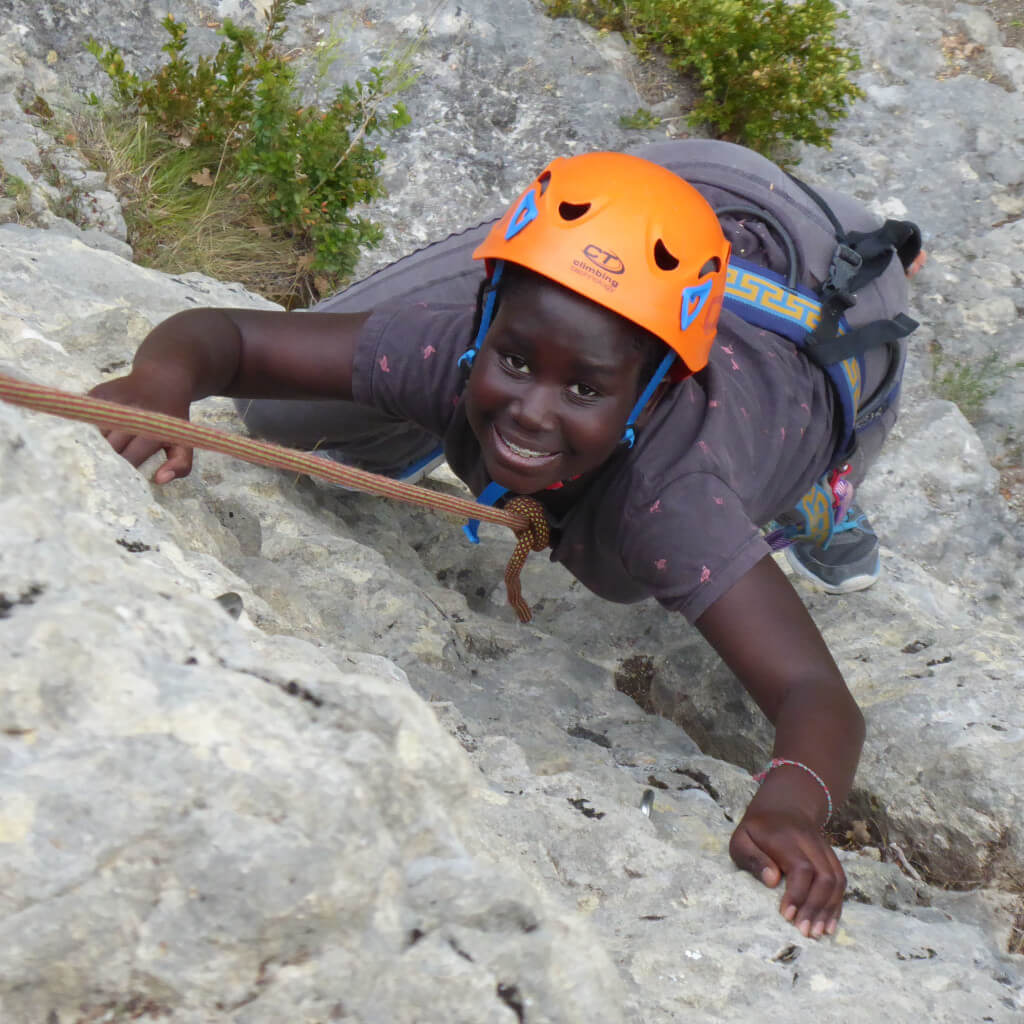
[729,782,846,939]
[89,368,195,483]
[696,556,862,939]
[86,305,369,483]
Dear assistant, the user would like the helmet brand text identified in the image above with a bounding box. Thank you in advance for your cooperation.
[572,245,623,292]
[582,245,625,274]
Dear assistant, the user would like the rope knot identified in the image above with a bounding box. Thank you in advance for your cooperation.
[503,495,550,622]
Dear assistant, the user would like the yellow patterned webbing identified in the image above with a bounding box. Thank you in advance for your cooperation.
[0,373,546,615]
[502,496,551,623]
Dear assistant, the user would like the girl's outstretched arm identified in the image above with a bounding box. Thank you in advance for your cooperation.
[90,307,369,481]
[696,553,865,939]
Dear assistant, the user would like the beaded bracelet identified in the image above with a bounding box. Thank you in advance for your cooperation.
[753,758,834,825]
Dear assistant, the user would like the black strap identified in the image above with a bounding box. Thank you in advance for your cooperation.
[786,173,846,237]
[846,220,922,284]
[788,169,922,283]
[786,173,921,358]
[803,313,919,367]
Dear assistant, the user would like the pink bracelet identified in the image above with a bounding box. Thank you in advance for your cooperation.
[753,758,834,824]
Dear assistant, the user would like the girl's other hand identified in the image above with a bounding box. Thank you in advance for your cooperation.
[729,792,846,939]
[88,369,195,483]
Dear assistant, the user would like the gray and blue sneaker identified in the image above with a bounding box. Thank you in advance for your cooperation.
[784,502,881,594]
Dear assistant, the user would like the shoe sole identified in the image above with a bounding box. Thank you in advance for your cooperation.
[784,547,880,595]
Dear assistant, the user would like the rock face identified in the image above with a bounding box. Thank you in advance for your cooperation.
[1,2,1023,1023]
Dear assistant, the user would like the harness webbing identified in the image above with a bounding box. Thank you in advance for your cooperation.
[0,372,550,623]
[724,257,916,466]
[724,257,863,460]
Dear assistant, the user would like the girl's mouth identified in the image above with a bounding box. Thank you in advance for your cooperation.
[492,427,561,468]
[499,431,556,459]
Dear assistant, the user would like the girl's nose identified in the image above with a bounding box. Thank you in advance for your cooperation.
[511,383,557,432]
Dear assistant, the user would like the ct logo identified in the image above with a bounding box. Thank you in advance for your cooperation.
[582,245,625,274]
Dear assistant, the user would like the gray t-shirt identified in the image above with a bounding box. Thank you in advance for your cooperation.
[353,302,838,623]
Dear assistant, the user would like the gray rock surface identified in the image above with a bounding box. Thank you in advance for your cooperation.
[1,1,1023,1022]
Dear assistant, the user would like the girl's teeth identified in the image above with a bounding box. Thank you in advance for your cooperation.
[505,437,550,458]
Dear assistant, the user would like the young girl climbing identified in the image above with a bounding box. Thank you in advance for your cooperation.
[89,139,923,941]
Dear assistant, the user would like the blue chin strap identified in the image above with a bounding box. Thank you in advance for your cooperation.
[620,349,677,448]
[460,255,679,449]
[459,258,508,543]
[458,262,506,372]
[459,188,539,371]
[620,276,713,447]
[462,345,677,544]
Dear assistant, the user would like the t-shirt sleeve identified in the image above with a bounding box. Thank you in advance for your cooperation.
[352,303,473,437]
[618,473,772,623]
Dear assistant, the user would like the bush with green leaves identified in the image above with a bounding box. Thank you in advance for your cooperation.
[543,0,862,157]
[84,0,412,305]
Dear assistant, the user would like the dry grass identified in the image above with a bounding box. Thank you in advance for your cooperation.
[69,109,315,306]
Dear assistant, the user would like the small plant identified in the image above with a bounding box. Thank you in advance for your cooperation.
[619,107,662,130]
[543,0,863,158]
[1011,901,1024,956]
[0,169,31,205]
[38,152,90,226]
[0,168,33,223]
[932,350,1005,425]
[83,0,412,306]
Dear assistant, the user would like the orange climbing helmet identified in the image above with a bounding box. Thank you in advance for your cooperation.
[471,151,731,374]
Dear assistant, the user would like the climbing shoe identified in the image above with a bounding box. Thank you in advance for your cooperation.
[784,502,881,594]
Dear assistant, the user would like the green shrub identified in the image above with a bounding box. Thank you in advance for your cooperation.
[932,351,1013,425]
[84,0,412,305]
[543,0,862,157]
[619,107,662,130]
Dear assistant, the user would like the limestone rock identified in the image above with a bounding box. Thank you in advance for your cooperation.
[1,1,1023,1022]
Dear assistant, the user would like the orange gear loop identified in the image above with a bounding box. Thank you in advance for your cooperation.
[502,496,551,623]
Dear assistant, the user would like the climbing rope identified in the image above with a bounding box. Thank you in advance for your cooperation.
[0,372,550,622]
[502,496,550,623]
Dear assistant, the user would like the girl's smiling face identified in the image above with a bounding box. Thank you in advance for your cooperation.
[465,269,653,494]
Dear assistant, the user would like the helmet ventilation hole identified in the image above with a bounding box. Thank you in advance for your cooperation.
[537,171,551,195]
[654,239,679,271]
[699,257,722,277]
[558,201,591,221]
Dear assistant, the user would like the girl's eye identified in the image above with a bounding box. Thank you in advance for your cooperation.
[500,353,530,373]
[568,382,600,398]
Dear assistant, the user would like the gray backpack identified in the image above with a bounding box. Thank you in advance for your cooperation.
[635,139,920,464]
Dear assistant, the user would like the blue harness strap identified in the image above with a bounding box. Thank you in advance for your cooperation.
[724,257,863,462]
[464,480,509,543]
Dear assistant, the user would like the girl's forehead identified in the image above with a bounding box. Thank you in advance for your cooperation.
[501,271,648,359]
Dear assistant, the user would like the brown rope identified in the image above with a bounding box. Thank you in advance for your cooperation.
[503,496,550,623]
[0,372,552,619]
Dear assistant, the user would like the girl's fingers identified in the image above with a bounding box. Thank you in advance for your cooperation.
[786,840,846,937]
[103,428,136,454]
[728,824,782,890]
[152,445,194,483]
[120,436,166,468]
